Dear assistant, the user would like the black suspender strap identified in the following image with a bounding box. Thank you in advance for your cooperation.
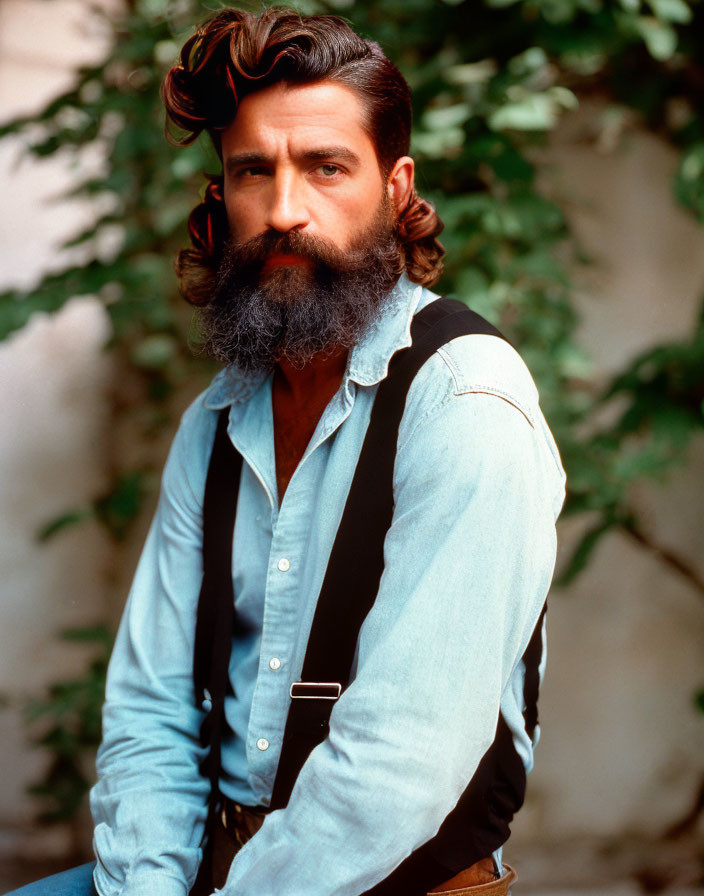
[270,298,506,809]
[193,407,242,815]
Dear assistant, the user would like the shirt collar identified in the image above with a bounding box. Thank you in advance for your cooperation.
[346,273,424,388]
[202,364,268,411]
[202,273,425,411]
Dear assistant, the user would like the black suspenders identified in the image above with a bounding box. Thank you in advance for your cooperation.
[271,299,506,809]
[193,298,538,892]
[193,407,242,807]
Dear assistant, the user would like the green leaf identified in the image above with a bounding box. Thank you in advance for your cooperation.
[489,88,578,131]
[37,510,93,542]
[445,60,498,85]
[507,47,549,77]
[633,15,679,59]
[131,334,177,369]
[647,0,692,23]
[412,128,465,157]
[674,144,704,222]
[94,471,148,541]
[61,626,114,650]
[556,516,618,586]
[423,103,472,131]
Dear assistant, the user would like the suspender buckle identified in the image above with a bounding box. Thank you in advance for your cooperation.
[290,681,342,700]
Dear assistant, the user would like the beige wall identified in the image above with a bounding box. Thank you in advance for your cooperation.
[0,0,702,873]
[0,0,115,857]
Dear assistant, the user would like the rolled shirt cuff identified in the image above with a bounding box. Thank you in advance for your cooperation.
[94,865,192,896]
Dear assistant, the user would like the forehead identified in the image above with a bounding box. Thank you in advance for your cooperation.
[220,80,374,160]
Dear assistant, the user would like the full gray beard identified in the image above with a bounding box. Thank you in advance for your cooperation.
[193,217,403,373]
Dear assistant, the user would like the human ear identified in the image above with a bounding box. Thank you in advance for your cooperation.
[386,156,415,215]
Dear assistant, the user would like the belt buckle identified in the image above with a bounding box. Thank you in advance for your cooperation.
[221,801,254,848]
[289,681,342,700]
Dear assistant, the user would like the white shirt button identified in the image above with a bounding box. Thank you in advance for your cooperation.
[269,657,281,671]
[277,558,290,572]
[256,737,270,751]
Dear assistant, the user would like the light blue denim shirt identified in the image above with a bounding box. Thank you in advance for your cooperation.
[90,274,565,896]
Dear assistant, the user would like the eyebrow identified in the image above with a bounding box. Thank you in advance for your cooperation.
[225,145,362,174]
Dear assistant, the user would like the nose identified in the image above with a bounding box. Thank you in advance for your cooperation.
[265,170,311,234]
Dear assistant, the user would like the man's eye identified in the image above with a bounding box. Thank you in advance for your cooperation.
[237,166,268,178]
[318,164,341,177]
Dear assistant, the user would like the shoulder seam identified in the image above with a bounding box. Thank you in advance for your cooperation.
[436,343,536,429]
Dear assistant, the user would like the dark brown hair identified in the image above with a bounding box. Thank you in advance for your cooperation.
[162,7,444,304]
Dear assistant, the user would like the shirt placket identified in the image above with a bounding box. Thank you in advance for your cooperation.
[244,380,358,799]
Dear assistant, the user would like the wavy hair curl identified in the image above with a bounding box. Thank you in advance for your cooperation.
[162,7,444,305]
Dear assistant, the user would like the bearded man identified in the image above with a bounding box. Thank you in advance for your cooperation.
[6,9,565,896]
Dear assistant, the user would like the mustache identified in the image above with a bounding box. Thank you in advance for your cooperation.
[220,229,370,282]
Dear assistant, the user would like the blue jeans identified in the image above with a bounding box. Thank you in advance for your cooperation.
[3,863,97,896]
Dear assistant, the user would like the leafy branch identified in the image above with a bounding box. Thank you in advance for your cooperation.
[24,627,113,835]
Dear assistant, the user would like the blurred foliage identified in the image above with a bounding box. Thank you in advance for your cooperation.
[1,0,703,579]
[2,0,704,823]
[37,470,153,542]
[24,627,113,827]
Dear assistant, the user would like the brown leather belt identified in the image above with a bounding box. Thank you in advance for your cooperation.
[220,797,270,846]
[218,797,517,895]
[428,861,517,895]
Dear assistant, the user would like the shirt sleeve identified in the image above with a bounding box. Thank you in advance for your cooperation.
[221,359,566,896]
[90,401,217,896]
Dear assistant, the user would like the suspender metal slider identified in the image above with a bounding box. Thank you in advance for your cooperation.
[289,681,342,700]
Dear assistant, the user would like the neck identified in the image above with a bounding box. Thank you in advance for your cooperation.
[271,346,350,502]
[274,347,348,405]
